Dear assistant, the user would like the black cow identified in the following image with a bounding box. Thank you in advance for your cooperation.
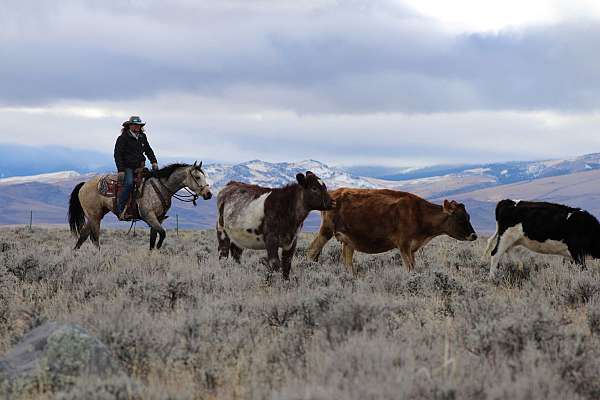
[216,171,334,279]
[483,199,600,278]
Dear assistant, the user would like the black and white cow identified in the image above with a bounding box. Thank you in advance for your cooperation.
[483,199,600,279]
[216,171,334,279]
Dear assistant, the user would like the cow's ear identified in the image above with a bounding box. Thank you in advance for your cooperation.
[296,173,307,187]
[443,200,454,214]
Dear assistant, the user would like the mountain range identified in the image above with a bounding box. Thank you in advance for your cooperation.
[2,153,600,233]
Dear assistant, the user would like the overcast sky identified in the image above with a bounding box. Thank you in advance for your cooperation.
[1,0,600,167]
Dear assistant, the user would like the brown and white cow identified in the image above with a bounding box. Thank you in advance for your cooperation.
[308,188,477,275]
[217,171,334,280]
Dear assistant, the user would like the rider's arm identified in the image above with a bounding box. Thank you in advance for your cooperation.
[114,136,126,172]
[142,134,158,166]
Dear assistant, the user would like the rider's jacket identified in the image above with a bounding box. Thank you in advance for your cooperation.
[114,131,157,172]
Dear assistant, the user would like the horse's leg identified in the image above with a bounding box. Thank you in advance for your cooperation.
[150,228,158,250]
[89,218,102,248]
[145,213,166,250]
[74,222,91,249]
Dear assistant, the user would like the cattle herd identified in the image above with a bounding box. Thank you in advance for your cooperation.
[70,168,600,281]
[214,170,600,281]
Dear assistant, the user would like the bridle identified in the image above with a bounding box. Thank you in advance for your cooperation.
[155,167,209,206]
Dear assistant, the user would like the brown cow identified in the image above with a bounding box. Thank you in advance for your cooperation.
[307,188,477,275]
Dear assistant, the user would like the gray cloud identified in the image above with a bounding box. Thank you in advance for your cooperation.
[2,0,600,169]
[2,0,600,113]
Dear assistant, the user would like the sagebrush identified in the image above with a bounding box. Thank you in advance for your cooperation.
[1,227,600,399]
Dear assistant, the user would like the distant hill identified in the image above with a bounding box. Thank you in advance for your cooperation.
[2,156,600,233]
[435,169,600,232]
[344,153,600,185]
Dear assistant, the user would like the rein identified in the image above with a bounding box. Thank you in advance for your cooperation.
[153,169,208,208]
[173,187,200,205]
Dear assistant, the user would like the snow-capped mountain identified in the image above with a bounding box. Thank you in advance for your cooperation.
[0,171,83,186]
[204,159,386,190]
[3,154,600,230]
[362,153,600,186]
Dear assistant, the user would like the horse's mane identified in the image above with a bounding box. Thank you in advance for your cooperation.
[154,163,191,179]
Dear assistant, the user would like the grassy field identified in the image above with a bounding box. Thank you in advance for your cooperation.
[1,227,600,399]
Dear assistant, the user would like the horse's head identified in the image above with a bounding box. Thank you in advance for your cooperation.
[185,161,212,200]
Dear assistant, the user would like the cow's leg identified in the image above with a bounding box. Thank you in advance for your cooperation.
[216,222,231,259]
[573,252,587,269]
[265,236,281,273]
[230,243,243,263]
[398,243,415,271]
[507,247,525,272]
[308,214,334,262]
[281,239,297,280]
[489,228,521,279]
[145,213,166,250]
[342,243,356,276]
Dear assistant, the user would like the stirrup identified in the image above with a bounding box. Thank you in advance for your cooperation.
[118,207,128,221]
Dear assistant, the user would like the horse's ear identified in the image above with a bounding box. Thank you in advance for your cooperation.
[193,161,197,168]
[296,173,307,187]
[198,161,202,169]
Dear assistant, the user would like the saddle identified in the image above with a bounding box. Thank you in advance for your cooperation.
[98,168,150,221]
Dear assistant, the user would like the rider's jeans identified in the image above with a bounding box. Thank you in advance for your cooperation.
[116,168,134,214]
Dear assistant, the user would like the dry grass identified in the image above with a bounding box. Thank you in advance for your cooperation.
[1,227,600,399]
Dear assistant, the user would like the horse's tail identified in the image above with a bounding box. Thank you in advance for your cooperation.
[68,182,86,236]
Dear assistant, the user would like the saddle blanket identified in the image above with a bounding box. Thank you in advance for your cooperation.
[97,174,120,197]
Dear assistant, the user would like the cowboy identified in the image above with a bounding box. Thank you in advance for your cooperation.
[114,116,158,219]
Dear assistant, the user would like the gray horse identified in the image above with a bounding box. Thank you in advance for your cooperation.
[68,162,212,249]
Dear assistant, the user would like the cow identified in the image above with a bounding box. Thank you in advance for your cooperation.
[307,188,477,276]
[217,171,334,280]
[483,199,600,279]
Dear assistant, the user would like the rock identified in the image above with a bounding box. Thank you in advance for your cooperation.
[0,322,121,395]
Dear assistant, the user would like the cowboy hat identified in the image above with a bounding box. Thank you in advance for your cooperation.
[122,115,145,127]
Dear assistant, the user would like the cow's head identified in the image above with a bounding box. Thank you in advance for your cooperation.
[296,171,334,211]
[443,200,477,241]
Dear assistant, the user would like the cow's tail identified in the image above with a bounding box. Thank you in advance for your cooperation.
[68,182,86,236]
[486,199,516,258]
[483,225,499,260]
